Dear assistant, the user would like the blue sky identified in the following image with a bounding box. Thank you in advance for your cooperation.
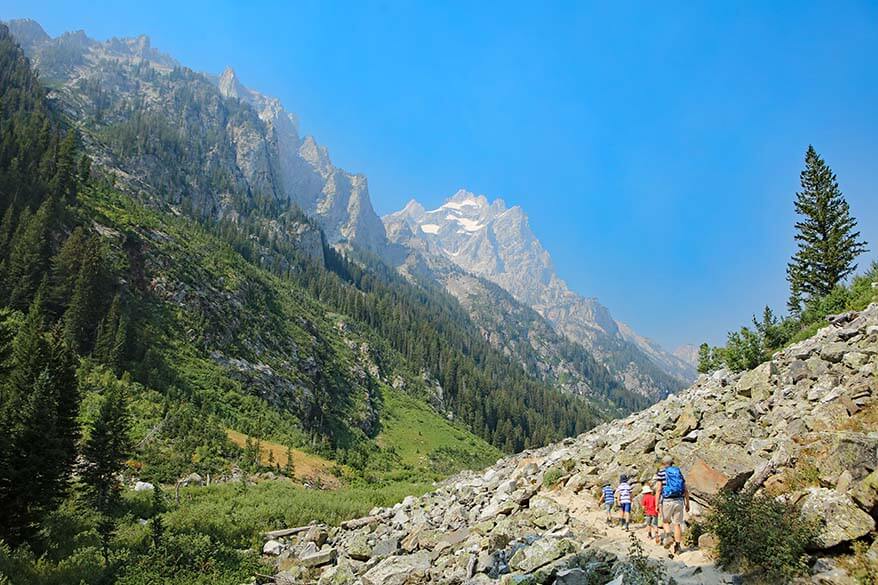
[5,1,877,349]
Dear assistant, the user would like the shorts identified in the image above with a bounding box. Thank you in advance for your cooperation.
[620,502,631,513]
[645,515,658,526]
[662,498,685,525]
[604,502,614,513]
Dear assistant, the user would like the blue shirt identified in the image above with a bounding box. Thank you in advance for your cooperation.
[602,485,614,504]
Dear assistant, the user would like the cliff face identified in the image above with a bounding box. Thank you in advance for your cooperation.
[261,303,878,583]
[6,19,388,256]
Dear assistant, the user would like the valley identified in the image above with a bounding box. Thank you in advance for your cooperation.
[0,12,875,585]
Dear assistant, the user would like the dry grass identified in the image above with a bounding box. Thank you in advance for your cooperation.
[225,430,341,488]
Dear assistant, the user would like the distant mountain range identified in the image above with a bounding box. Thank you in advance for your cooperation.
[7,18,693,403]
[385,190,696,398]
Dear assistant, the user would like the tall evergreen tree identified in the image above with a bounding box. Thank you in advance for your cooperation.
[6,200,53,310]
[0,291,80,545]
[787,146,868,312]
[80,384,131,565]
[62,237,110,354]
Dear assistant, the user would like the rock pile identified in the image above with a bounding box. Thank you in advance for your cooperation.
[262,304,878,584]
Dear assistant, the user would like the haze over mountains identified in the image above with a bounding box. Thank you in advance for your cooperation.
[7,18,693,401]
[385,190,696,396]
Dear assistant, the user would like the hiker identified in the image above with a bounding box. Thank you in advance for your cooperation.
[656,454,689,555]
[641,484,659,542]
[598,482,615,525]
[615,474,632,530]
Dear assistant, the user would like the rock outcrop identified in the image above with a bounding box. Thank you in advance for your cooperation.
[264,304,878,583]
[5,20,389,255]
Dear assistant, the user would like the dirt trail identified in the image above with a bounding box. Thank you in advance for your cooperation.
[551,490,739,584]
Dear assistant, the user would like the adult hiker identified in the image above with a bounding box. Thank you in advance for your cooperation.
[615,474,632,530]
[656,454,689,554]
[598,482,615,525]
[641,484,659,543]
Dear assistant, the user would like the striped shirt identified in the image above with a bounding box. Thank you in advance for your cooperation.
[616,482,632,504]
[601,485,614,504]
[656,469,666,498]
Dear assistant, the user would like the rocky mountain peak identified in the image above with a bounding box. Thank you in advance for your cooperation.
[9,21,388,254]
[218,66,244,99]
[4,19,50,50]
[384,189,698,398]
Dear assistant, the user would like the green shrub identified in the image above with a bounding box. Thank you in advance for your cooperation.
[620,531,672,584]
[542,466,566,488]
[704,489,818,582]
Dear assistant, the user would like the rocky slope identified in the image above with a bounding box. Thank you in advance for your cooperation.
[384,190,696,400]
[260,302,878,584]
[5,19,388,254]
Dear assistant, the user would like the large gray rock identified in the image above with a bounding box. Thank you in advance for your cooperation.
[799,487,876,548]
[508,538,576,573]
[362,551,432,585]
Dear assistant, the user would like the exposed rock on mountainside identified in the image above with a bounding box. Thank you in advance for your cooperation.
[385,190,696,400]
[6,19,388,253]
[263,303,878,583]
[672,344,700,370]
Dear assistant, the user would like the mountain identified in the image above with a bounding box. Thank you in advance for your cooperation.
[673,343,700,369]
[1,19,611,458]
[264,302,878,583]
[384,189,697,399]
[5,19,388,254]
[4,19,645,418]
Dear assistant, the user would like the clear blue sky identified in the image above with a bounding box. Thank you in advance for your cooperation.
[5,1,877,349]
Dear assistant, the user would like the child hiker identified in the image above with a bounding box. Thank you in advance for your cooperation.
[641,484,659,542]
[615,474,632,530]
[599,482,615,525]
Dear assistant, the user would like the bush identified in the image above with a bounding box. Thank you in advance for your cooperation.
[704,489,818,582]
[620,531,672,584]
[542,466,566,488]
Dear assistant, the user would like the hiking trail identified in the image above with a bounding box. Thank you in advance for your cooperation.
[550,489,739,584]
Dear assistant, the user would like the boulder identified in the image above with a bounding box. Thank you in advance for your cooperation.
[299,546,336,567]
[304,524,329,547]
[684,448,758,497]
[508,537,576,572]
[554,568,589,585]
[362,551,432,585]
[262,539,284,556]
[737,362,775,400]
[697,532,718,551]
[799,487,876,548]
[317,558,357,585]
[370,535,399,558]
[134,481,154,492]
[345,530,372,560]
[851,469,878,512]
[673,407,700,436]
[820,342,849,363]
[822,433,878,481]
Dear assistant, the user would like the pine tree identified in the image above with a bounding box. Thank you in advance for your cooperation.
[0,291,80,545]
[150,485,164,548]
[697,343,713,374]
[5,203,52,309]
[62,237,110,354]
[787,146,868,312]
[80,384,131,565]
[284,446,295,478]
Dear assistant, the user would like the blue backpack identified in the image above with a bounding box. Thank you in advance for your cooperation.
[662,466,685,498]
